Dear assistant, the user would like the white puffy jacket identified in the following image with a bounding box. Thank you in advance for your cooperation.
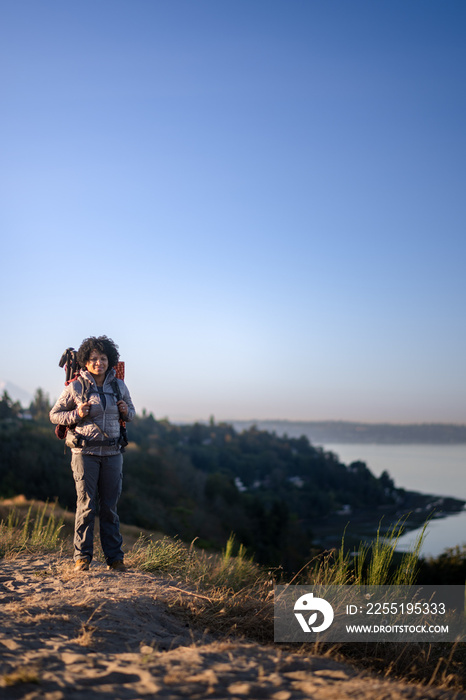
[49,369,135,455]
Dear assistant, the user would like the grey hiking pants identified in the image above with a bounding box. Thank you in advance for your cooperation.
[71,452,124,565]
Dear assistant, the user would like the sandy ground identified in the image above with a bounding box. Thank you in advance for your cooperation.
[0,554,464,700]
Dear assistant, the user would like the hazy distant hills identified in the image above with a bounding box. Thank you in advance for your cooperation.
[230,420,466,445]
[1,378,465,445]
[0,380,33,407]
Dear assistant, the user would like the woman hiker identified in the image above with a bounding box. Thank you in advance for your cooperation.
[50,336,135,572]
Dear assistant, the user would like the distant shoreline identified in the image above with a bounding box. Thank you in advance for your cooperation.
[229,420,466,445]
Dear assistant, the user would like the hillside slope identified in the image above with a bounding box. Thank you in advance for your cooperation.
[0,553,461,700]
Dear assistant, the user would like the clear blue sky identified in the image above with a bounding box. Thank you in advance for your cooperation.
[1,0,465,423]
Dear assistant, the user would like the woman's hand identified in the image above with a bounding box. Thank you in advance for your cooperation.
[77,402,91,418]
[117,400,128,418]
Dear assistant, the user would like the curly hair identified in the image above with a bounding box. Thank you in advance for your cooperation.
[77,336,120,370]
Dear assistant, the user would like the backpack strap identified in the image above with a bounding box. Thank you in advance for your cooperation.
[111,378,128,451]
[76,374,97,404]
[112,378,126,425]
[111,379,122,402]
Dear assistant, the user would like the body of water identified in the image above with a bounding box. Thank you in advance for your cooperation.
[320,442,466,558]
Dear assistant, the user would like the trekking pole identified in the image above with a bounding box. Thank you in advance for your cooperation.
[59,348,78,384]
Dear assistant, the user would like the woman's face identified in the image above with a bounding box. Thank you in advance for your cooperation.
[85,351,109,380]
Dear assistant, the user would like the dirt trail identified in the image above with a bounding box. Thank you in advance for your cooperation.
[0,554,462,699]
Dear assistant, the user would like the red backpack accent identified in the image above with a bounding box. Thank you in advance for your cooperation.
[114,361,125,380]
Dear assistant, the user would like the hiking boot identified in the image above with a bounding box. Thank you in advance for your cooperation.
[74,558,90,572]
[107,560,126,572]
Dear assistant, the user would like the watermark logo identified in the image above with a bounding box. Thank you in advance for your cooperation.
[293,592,334,633]
[276,585,466,642]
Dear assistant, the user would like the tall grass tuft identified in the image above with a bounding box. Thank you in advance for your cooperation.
[213,533,259,589]
[129,535,190,574]
[304,515,428,587]
[0,503,65,557]
[128,532,264,592]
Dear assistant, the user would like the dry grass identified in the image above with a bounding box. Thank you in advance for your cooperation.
[126,532,276,643]
[2,664,40,687]
[74,621,100,647]
[0,499,66,558]
[128,530,466,694]
[162,572,466,694]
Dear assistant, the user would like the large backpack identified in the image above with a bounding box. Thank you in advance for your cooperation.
[55,347,128,450]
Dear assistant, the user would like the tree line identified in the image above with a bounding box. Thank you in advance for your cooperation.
[1,389,463,573]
